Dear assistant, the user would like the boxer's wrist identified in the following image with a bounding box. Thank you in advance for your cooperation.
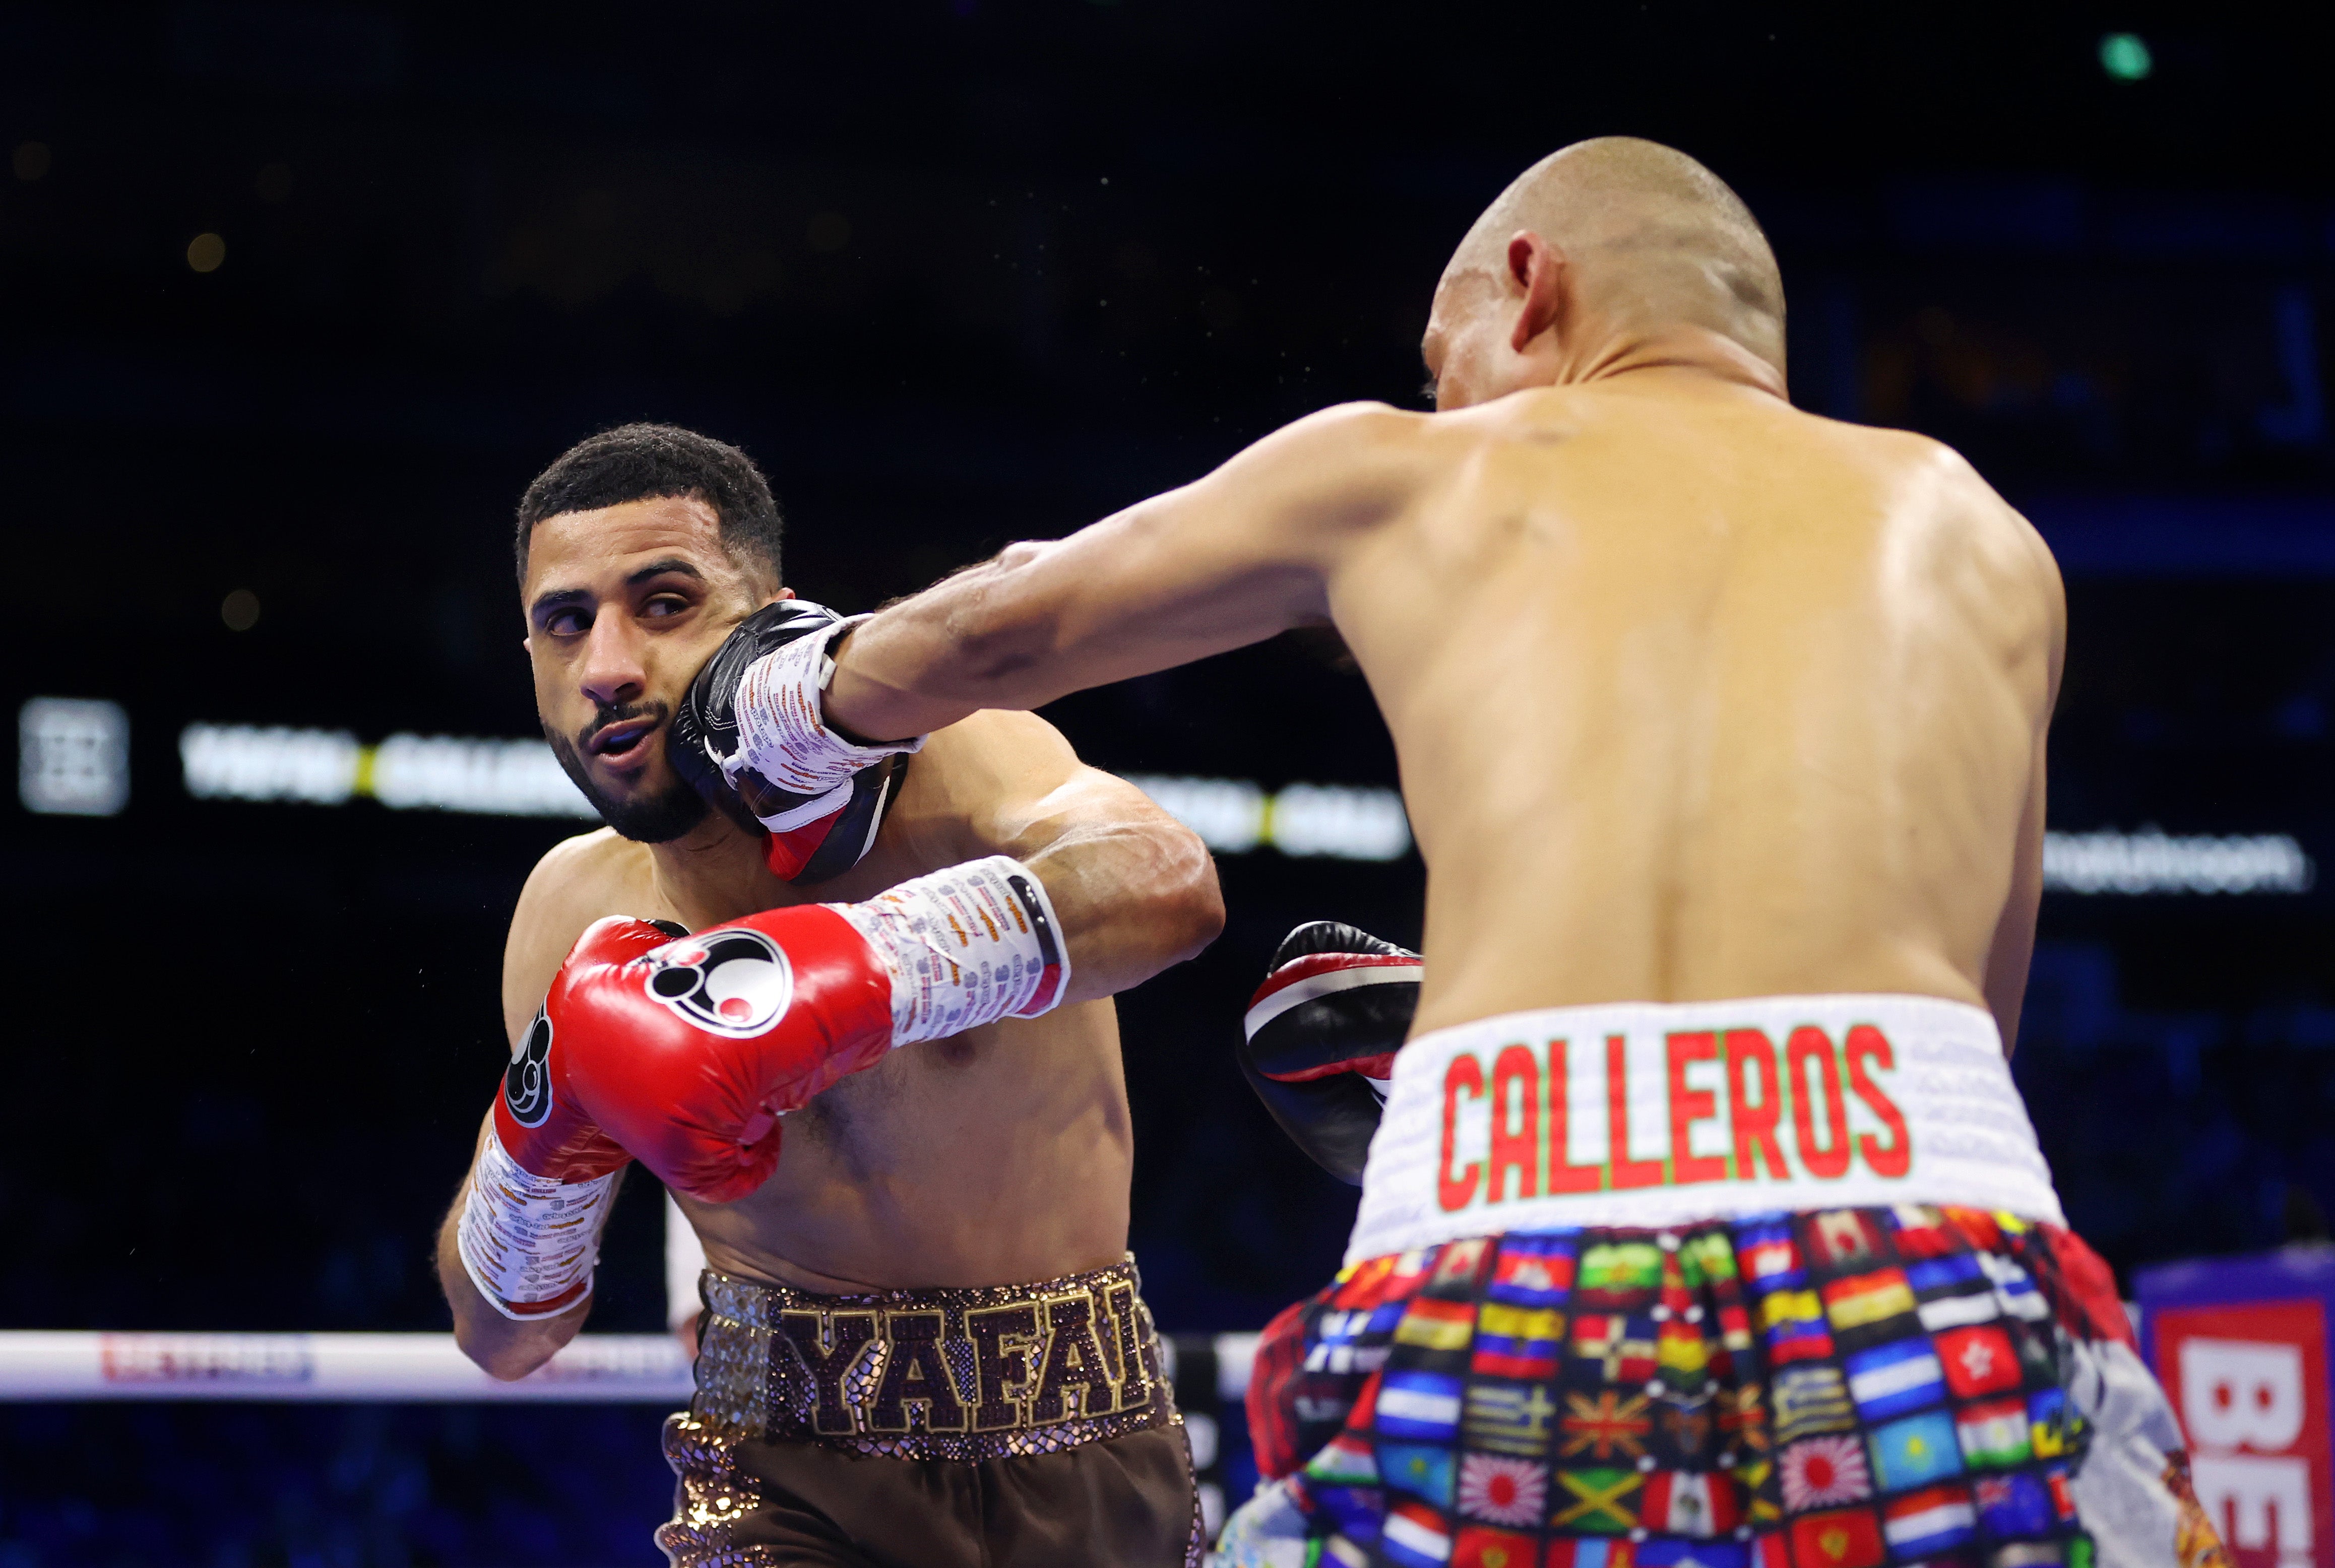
[734,617,925,809]
[838,855,1071,1044]
[455,1133,619,1321]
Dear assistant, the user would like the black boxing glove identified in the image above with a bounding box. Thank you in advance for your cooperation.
[670,600,921,883]
[1238,921,1421,1185]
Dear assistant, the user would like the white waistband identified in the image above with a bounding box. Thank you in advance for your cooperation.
[1346,994,2062,1266]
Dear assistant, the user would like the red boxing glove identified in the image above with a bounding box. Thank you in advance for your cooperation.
[456,920,657,1320]
[544,855,1067,1204]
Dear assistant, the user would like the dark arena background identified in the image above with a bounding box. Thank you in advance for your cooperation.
[5,4,2334,1564]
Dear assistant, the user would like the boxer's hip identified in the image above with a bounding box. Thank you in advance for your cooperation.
[1351,994,2063,1265]
[658,1256,1198,1567]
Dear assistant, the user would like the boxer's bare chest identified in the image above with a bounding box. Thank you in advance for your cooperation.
[541,821,1133,1291]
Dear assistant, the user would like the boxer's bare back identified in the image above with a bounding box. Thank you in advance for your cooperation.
[825,138,2064,1050]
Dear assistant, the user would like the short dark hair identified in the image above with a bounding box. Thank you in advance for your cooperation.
[514,422,783,583]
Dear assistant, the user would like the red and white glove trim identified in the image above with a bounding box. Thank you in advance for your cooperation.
[838,855,1071,1045]
[455,1133,620,1322]
[1243,951,1420,1078]
[730,616,924,815]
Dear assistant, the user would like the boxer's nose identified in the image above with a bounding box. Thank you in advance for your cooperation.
[578,613,648,708]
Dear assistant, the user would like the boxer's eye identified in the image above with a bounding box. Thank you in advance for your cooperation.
[641,594,690,620]
[542,607,590,636]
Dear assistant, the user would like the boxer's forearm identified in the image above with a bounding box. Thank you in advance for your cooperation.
[972,766,1223,1003]
[437,1166,592,1381]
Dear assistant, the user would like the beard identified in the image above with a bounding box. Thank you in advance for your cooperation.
[545,701,710,843]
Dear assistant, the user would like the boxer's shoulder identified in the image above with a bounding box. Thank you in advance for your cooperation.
[500,829,659,1043]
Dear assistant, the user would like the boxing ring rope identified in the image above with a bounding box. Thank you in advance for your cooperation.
[0,1330,1260,1404]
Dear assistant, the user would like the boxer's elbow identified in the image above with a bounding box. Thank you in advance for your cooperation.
[453,1313,568,1382]
[1143,822,1226,968]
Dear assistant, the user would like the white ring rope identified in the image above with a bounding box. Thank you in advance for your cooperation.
[0,1208,1258,1403]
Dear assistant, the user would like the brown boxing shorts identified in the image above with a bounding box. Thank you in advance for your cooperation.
[657,1256,1201,1567]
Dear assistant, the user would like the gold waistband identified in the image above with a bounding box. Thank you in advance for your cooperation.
[689,1256,1179,1462]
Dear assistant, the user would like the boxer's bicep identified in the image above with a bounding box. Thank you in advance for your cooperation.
[913,711,1223,997]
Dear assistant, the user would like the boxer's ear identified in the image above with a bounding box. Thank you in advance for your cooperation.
[1506,230,1567,354]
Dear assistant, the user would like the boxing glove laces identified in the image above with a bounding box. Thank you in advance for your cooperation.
[670,599,921,883]
[458,856,1069,1317]
[1239,921,1422,1186]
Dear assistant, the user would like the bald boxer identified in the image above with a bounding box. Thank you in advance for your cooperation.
[433,424,1221,1566]
[815,142,2228,1568]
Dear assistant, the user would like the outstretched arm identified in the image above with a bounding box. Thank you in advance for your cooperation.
[899,710,1223,1001]
[826,403,1427,742]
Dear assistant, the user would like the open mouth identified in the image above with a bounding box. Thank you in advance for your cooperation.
[585,715,660,760]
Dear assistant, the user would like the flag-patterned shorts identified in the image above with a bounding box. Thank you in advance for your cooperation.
[1219,1208,2231,1568]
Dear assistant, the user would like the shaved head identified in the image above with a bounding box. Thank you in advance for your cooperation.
[1426,138,1786,408]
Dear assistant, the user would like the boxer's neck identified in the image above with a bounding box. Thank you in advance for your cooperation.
[1561,322,1788,402]
[646,811,790,929]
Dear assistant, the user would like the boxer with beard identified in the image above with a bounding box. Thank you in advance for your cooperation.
[433,423,1222,1567]
[808,140,2230,1568]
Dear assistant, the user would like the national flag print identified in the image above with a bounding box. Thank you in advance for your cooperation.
[1680,1230,1741,1290]
[1636,1540,1749,1568]
[1658,1321,1712,1381]
[1324,1534,1375,1568]
[1454,1524,1542,1568]
[1974,1251,2050,1320]
[1772,1365,1856,1444]
[2029,1388,2070,1459]
[1804,1211,1886,1270]
[1548,1540,1634,1568]
[1880,1485,1977,1556]
[1490,1232,1579,1308]
[1332,1254,1401,1309]
[1842,1339,1945,1420]
[1642,1469,1740,1537]
[1993,1546,2069,1568]
[1934,1325,2022,1399]
[1474,1302,1565,1380]
[1431,1238,1495,1294]
[1760,1291,1835,1365]
[1778,1435,1873,1510]
[1399,1296,1483,1353]
[1378,1370,1465,1441]
[1904,1254,1986,1299]
[1739,1226,1807,1295]
[1717,1382,1771,1455]
[1819,1270,1917,1333]
[1572,1314,1658,1383]
[1382,1442,1459,1507]
[2046,1466,2076,1524]
[1560,1391,1654,1461]
[1975,1472,2053,1538]
[1467,1379,1563,1458]
[1577,1243,1666,1302]
[1787,1507,1886,1568]
[1868,1410,1965,1491]
[1736,1459,1779,1522]
[1915,1290,2002,1332]
[1457,1452,1547,1528]
[1754,1529,1790,1568]
[1311,1481,1387,1548]
[1382,1499,1456,1567]
[1552,1468,1643,1533]
[1954,1396,2032,1469]
[1305,1432,1380,1487]
[1884,1206,1957,1259]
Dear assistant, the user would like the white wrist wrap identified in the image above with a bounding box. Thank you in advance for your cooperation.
[455,1134,619,1322]
[839,855,1072,1045]
[732,617,924,809]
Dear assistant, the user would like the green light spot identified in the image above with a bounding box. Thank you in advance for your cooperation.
[2100,32,2153,82]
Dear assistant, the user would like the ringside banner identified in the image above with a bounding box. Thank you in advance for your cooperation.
[2141,1251,2335,1568]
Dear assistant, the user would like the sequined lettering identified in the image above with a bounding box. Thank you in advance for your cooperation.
[967,1303,1041,1430]
[868,1311,967,1432]
[1030,1293,1117,1421]
[777,1311,879,1436]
